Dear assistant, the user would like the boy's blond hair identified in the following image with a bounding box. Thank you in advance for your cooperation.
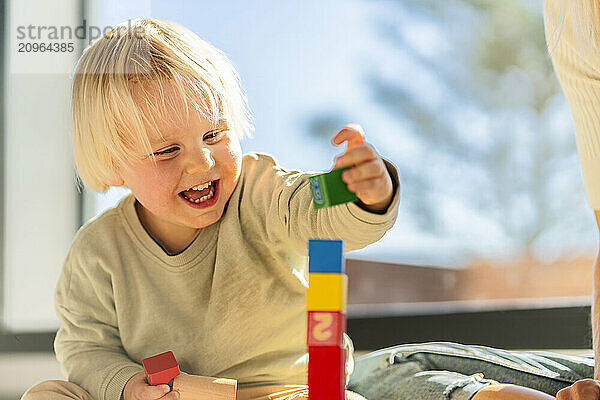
[72,18,253,192]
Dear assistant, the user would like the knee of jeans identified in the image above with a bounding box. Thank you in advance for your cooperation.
[352,347,432,382]
[440,372,499,400]
[398,371,498,400]
[350,351,395,383]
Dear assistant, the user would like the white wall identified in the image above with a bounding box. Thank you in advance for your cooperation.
[3,0,81,331]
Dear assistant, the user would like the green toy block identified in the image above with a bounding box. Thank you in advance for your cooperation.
[309,167,358,209]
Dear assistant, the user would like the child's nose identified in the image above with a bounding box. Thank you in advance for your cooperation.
[184,147,215,175]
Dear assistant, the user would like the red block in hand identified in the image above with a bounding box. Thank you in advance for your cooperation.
[307,311,346,347]
[142,351,181,386]
[308,345,346,400]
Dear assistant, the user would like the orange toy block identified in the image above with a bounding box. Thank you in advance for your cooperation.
[308,345,346,400]
[142,351,181,386]
[307,311,346,347]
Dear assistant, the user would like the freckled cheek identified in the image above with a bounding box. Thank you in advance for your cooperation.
[223,142,243,181]
[135,168,179,207]
[219,160,241,202]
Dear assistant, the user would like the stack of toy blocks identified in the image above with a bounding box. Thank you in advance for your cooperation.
[306,239,348,400]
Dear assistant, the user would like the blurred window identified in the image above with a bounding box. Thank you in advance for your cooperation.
[82,0,595,307]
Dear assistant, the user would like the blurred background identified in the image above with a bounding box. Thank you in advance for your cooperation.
[1,0,596,398]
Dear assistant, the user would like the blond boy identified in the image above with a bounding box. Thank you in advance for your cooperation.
[22,18,399,400]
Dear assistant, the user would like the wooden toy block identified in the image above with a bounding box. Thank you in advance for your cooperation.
[308,345,347,400]
[309,167,357,209]
[308,239,344,273]
[307,311,346,347]
[173,374,237,400]
[142,351,181,386]
[306,273,348,312]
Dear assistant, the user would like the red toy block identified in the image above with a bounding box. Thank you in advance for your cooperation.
[307,311,346,347]
[142,351,181,386]
[308,345,346,400]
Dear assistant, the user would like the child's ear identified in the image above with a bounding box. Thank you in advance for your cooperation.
[109,176,125,187]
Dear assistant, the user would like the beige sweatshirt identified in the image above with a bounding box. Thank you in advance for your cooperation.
[54,152,400,400]
[544,1,600,209]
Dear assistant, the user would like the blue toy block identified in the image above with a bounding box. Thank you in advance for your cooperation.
[308,239,344,273]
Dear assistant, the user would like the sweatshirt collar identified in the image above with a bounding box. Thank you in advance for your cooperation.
[118,194,218,269]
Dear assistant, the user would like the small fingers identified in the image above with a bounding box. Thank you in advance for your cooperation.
[556,379,600,400]
[334,145,377,169]
[159,389,180,400]
[342,159,386,183]
[141,383,171,399]
[332,124,365,151]
[555,388,569,400]
[346,175,391,204]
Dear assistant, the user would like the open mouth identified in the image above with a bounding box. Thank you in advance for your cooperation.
[179,180,219,205]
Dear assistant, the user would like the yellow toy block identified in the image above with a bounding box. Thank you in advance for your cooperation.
[306,273,348,312]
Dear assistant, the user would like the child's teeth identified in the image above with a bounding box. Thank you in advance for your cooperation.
[187,185,214,204]
[190,181,212,191]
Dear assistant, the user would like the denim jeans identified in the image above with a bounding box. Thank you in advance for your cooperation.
[347,342,594,400]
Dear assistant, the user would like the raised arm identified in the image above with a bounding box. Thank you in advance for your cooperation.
[238,143,400,257]
[283,124,399,250]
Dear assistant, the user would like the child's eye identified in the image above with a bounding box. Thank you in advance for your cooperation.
[204,130,221,140]
[204,130,227,143]
[155,146,179,156]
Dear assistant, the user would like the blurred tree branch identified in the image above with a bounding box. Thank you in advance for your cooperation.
[307,0,588,260]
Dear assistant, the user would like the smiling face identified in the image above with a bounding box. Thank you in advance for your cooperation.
[115,82,243,251]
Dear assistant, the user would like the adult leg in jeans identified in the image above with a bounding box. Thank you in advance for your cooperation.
[348,342,592,400]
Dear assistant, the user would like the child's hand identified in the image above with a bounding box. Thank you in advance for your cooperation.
[332,124,394,213]
[123,372,179,400]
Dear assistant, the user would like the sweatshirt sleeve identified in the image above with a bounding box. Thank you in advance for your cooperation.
[54,235,143,400]
[242,153,400,254]
[544,0,600,209]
